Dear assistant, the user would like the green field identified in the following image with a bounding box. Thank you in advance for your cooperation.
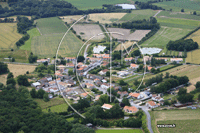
[150,109,200,133]
[20,28,41,51]
[157,11,200,20]
[36,17,67,35]
[141,26,192,48]
[96,129,143,133]
[0,23,22,49]
[42,103,68,113]
[157,17,200,29]
[160,65,175,71]
[153,0,200,12]
[120,9,157,21]
[64,0,130,10]
[32,17,83,58]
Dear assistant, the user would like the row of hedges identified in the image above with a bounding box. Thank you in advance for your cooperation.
[142,112,150,133]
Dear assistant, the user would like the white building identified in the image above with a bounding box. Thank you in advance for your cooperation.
[101,103,113,110]
[146,101,159,109]
[115,4,136,9]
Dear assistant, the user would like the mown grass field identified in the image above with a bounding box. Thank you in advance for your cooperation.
[96,129,143,133]
[157,17,200,29]
[150,109,200,133]
[64,0,130,10]
[153,0,200,12]
[186,29,200,64]
[141,26,192,49]
[42,103,68,113]
[157,11,200,20]
[32,17,83,58]
[36,17,67,35]
[89,13,127,24]
[0,23,22,49]
[120,9,158,21]
[20,28,41,51]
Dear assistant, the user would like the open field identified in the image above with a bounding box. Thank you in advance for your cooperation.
[0,74,7,85]
[36,17,67,35]
[150,109,200,133]
[115,41,135,51]
[20,28,41,51]
[34,97,65,109]
[63,0,130,10]
[120,9,158,21]
[96,129,143,133]
[8,64,36,77]
[107,28,150,41]
[157,11,200,20]
[59,15,83,23]
[0,23,22,49]
[42,103,68,113]
[153,0,200,12]
[73,24,105,40]
[89,13,126,24]
[31,31,83,58]
[141,26,191,49]
[157,17,200,29]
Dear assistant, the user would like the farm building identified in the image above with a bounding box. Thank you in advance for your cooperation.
[123,106,138,113]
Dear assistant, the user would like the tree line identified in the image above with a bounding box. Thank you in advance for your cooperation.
[135,1,163,10]
[166,39,199,51]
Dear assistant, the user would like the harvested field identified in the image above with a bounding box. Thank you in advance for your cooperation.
[0,23,22,49]
[107,28,150,41]
[89,13,127,24]
[59,15,83,23]
[7,64,36,77]
[73,24,105,40]
[0,74,7,84]
[115,41,136,51]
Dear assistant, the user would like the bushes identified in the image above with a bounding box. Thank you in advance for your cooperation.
[141,112,150,133]
[16,34,30,47]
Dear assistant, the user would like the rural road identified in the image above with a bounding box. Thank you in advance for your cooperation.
[153,10,162,17]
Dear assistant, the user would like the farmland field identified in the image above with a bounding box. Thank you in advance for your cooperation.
[59,15,83,24]
[34,98,65,109]
[157,17,200,29]
[0,23,22,49]
[150,109,200,133]
[89,13,126,24]
[157,11,200,20]
[64,0,130,10]
[32,17,83,58]
[186,29,200,64]
[120,9,158,21]
[96,129,143,133]
[115,41,136,51]
[20,28,41,51]
[42,103,68,113]
[36,17,67,35]
[73,24,105,40]
[141,26,191,49]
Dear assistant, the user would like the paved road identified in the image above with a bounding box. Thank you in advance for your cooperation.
[130,101,153,133]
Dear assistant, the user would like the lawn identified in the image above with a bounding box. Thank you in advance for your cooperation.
[141,26,192,49]
[157,11,200,20]
[36,17,67,35]
[160,65,175,71]
[0,23,22,49]
[42,103,68,113]
[64,0,130,10]
[20,28,41,51]
[34,97,65,109]
[186,29,200,64]
[157,17,200,29]
[150,109,200,133]
[32,17,83,58]
[120,9,158,21]
[95,129,143,133]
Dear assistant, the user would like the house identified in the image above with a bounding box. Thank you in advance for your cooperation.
[152,94,164,102]
[49,87,59,95]
[87,57,101,62]
[123,106,138,113]
[170,58,183,63]
[143,56,152,62]
[65,57,76,62]
[93,95,101,101]
[117,91,128,96]
[80,93,88,98]
[101,83,110,89]
[49,81,56,86]
[124,57,134,62]
[130,64,139,69]
[65,80,76,87]
[46,76,52,81]
[146,101,159,109]
[94,78,100,84]
[58,82,68,90]
[101,103,113,110]
[31,82,41,88]
[117,71,129,77]
[144,66,153,71]
[102,79,107,83]
[129,92,144,99]
[99,69,109,75]
[101,61,109,67]
[85,83,95,89]
[37,58,50,63]
[96,81,103,87]
[57,65,66,70]
[66,63,74,68]
[114,86,122,91]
